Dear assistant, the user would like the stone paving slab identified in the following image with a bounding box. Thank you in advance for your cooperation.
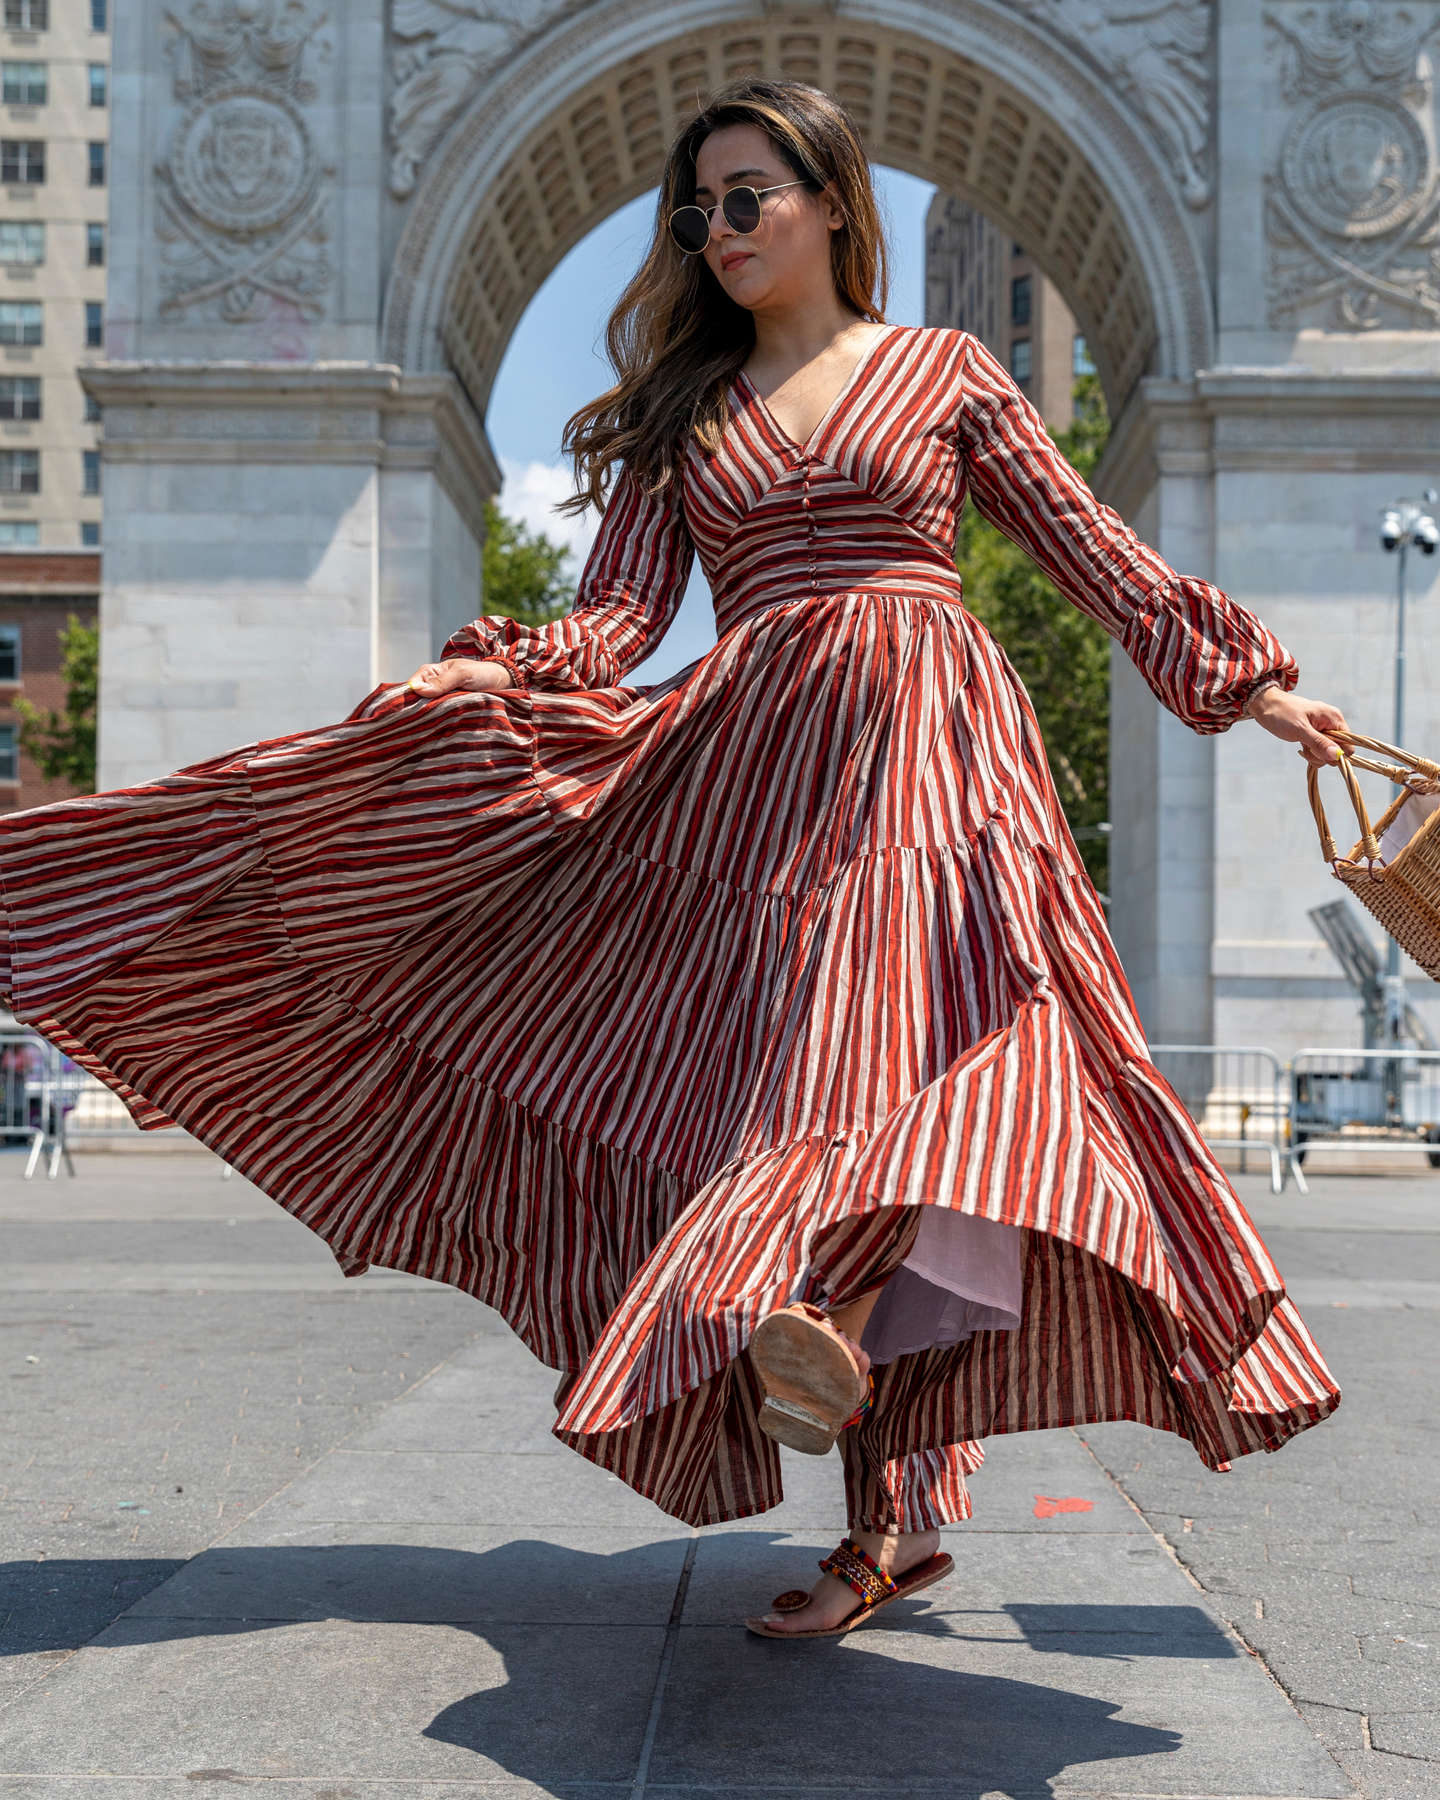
[0,1616,666,1785]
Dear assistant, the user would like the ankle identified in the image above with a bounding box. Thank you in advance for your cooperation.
[846,1526,938,1569]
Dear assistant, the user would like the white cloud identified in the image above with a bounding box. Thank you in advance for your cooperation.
[497,456,600,571]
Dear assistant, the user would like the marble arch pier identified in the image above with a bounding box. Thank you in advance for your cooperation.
[91,0,1440,1051]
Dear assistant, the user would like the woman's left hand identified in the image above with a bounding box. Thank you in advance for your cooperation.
[1247,687,1349,766]
[405,657,514,697]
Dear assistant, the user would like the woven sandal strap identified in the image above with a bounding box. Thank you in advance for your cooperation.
[818,1538,899,1607]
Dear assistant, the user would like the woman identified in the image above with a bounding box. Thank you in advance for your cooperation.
[0,80,1342,1641]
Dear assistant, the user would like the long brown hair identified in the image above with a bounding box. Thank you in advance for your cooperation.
[561,79,887,512]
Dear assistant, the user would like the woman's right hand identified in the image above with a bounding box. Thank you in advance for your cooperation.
[405,657,514,698]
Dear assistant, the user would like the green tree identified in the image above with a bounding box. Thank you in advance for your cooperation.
[482,499,576,625]
[956,374,1112,890]
[15,614,97,794]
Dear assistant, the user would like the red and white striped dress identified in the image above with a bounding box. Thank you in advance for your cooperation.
[0,327,1339,1527]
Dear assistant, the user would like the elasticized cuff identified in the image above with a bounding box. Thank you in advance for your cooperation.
[1241,677,1283,718]
[485,654,527,691]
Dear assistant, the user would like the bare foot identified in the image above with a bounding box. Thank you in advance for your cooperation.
[755,1527,941,1634]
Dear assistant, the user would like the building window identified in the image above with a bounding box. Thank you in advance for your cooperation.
[2,137,43,183]
[5,0,48,30]
[82,448,99,493]
[87,139,104,186]
[0,446,38,491]
[86,220,103,266]
[0,519,35,544]
[0,624,17,680]
[1073,334,1097,377]
[0,375,39,418]
[0,723,16,782]
[83,388,99,422]
[2,60,45,104]
[80,519,98,546]
[90,0,105,28]
[84,300,101,347]
[88,62,105,106]
[0,220,41,263]
[0,300,41,343]
[1011,275,1032,327]
[1010,338,1033,384]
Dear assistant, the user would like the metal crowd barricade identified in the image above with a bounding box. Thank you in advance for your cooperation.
[0,1029,81,1178]
[1287,1047,1440,1191]
[1147,1045,1288,1194]
[0,1028,153,1177]
[0,1030,51,1173]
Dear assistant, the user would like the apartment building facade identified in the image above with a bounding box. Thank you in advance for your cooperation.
[0,0,107,808]
[0,0,107,549]
[924,193,1089,432]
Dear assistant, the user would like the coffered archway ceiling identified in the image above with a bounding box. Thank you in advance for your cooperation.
[393,13,1194,422]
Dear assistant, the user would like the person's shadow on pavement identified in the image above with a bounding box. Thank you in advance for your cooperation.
[4,1535,1185,1794]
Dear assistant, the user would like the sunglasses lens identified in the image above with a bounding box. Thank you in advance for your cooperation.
[669,206,711,253]
[723,188,762,234]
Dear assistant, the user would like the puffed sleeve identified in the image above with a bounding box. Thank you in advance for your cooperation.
[956,336,1296,734]
[442,476,695,692]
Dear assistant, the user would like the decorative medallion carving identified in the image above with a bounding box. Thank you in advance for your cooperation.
[1012,0,1213,209]
[1266,1,1440,329]
[388,0,579,199]
[158,1,334,323]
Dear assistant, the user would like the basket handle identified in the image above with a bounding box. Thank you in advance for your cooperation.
[1327,728,1440,790]
[1308,751,1381,867]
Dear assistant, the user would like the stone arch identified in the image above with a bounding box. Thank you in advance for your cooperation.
[382,0,1212,424]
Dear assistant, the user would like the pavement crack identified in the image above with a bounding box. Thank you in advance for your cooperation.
[630,1529,699,1800]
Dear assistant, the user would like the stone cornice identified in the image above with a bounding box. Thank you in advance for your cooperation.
[79,361,499,541]
[1096,368,1440,519]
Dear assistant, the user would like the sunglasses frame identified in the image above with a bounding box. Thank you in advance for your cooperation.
[668,180,810,255]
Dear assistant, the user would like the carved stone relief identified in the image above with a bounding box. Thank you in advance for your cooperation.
[1012,0,1213,209]
[1266,0,1440,330]
[386,0,1213,209]
[389,0,579,198]
[157,1,335,323]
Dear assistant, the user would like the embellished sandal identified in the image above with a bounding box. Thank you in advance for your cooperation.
[749,1302,872,1455]
[745,1538,955,1639]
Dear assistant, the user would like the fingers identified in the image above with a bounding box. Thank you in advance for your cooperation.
[404,662,449,696]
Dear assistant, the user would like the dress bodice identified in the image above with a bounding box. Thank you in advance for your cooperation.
[684,327,966,638]
[443,325,1297,737]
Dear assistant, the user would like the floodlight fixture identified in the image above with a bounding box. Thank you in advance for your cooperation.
[1374,486,1440,1037]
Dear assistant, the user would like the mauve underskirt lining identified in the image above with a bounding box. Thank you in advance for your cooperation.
[861,1207,1024,1366]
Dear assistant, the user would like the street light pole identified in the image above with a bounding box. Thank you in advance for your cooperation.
[1378,489,1439,1042]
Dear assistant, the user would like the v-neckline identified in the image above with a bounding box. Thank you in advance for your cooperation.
[736,324,900,457]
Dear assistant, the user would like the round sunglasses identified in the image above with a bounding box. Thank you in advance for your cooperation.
[668,180,809,255]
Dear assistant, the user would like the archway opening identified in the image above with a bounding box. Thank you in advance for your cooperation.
[429,19,1161,427]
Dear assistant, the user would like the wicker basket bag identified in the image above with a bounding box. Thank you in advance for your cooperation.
[1308,729,1440,979]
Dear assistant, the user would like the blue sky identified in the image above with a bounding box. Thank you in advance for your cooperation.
[485,166,935,680]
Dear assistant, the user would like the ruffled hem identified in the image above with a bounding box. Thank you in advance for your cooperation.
[0,654,1340,1528]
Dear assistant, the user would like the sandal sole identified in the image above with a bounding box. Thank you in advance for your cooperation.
[750,1309,865,1456]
